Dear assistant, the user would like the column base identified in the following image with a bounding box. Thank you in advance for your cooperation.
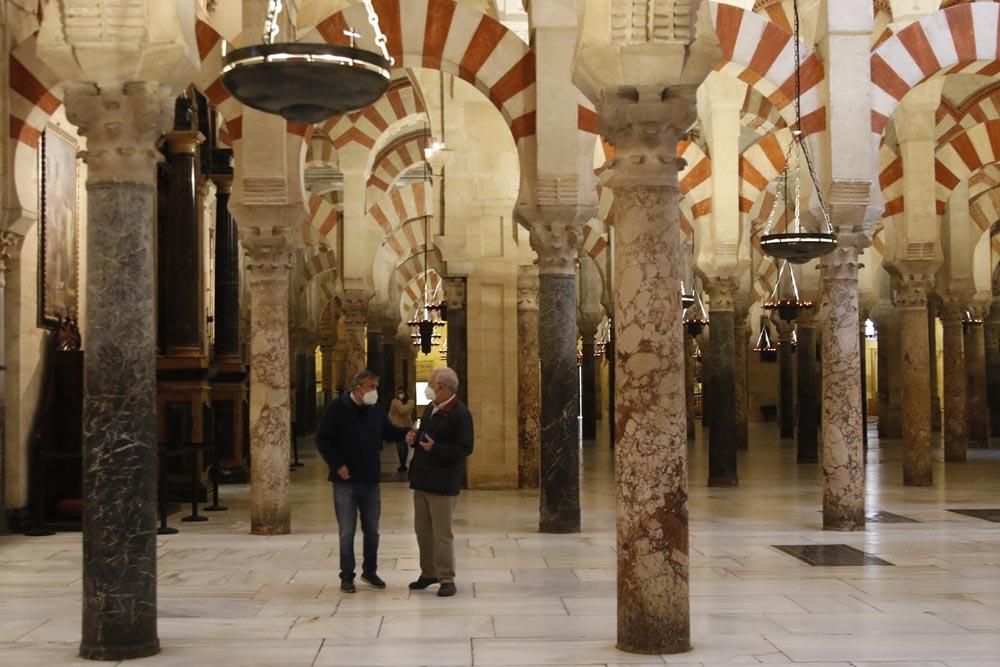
[616,639,691,656]
[707,477,738,488]
[538,519,581,534]
[5,507,33,533]
[797,455,819,464]
[822,514,865,531]
[80,639,160,661]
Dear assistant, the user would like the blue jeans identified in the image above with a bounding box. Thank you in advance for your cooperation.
[333,481,381,580]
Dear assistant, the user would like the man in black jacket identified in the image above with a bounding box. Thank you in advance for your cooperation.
[316,369,413,592]
[405,367,474,597]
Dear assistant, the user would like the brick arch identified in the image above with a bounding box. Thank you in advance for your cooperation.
[303,247,339,283]
[394,247,445,294]
[934,118,1000,212]
[739,129,795,220]
[307,194,340,247]
[871,2,1000,136]
[970,184,1000,233]
[678,140,712,235]
[308,0,561,146]
[936,82,1000,146]
[378,214,432,266]
[367,128,431,209]
[401,269,443,320]
[712,3,827,135]
[368,181,432,234]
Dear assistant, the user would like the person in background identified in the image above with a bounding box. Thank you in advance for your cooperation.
[405,367,474,597]
[316,369,413,593]
[388,386,416,472]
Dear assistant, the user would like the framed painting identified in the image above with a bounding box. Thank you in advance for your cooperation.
[38,124,80,329]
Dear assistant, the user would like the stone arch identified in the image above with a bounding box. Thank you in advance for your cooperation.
[367,129,431,208]
[400,269,443,320]
[303,247,339,284]
[679,140,712,232]
[936,81,1000,146]
[871,2,1000,136]
[712,3,827,135]
[934,118,1000,212]
[368,181,432,234]
[307,194,340,247]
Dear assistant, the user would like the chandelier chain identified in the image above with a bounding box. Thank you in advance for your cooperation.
[263,0,282,45]
[362,0,396,65]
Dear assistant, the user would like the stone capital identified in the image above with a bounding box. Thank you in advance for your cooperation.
[165,129,204,155]
[244,239,292,285]
[518,205,593,275]
[702,276,739,312]
[342,290,371,328]
[892,273,934,309]
[597,87,696,189]
[64,82,173,186]
[773,318,796,340]
[517,266,540,312]
[939,295,972,324]
[443,276,468,310]
[820,242,863,282]
[0,231,25,278]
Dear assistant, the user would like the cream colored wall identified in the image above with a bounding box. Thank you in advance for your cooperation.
[4,108,87,510]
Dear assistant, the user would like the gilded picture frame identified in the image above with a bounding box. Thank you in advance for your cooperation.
[39,124,80,329]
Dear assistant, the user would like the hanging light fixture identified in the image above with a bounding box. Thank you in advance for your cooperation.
[683,285,710,337]
[681,281,695,310]
[764,260,812,322]
[963,309,984,333]
[758,0,837,264]
[408,217,445,355]
[753,323,778,362]
[221,0,392,124]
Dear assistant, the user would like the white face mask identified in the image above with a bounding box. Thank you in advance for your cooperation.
[424,385,437,402]
[362,389,378,406]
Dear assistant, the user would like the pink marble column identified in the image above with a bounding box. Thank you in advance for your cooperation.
[245,244,293,534]
[820,246,865,530]
[600,91,692,654]
[342,292,369,384]
[965,317,989,448]
[517,267,541,489]
[939,300,967,463]
[684,336,697,438]
[896,275,934,486]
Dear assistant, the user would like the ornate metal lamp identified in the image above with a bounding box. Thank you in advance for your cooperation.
[753,323,778,362]
[408,217,445,354]
[758,0,836,264]
[221,0,393,124]
[683,286,710,337]
[763,260,812,322]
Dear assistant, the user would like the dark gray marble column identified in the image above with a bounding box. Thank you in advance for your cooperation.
[159,121,204,356]
[537,271,581,533]
[580,319,598,440]
[988,298,1000,437]
[796,312,820,464]
[940,300,967,463]
[65,83,170,661]
[212,172,240,361]
[366,322,384,380]
[734,306,750,451]
[517,268,541,489]
[929,300,941,431]
[704,280,738,487]
[775,319,796,439]
[443,278,468,403]
[966,319,989,448]
[875,311,902,438]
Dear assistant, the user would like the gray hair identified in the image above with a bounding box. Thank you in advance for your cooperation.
[432,367,459,392]
[350,369,379,388]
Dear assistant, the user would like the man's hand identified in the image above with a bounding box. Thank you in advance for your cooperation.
[405,429,417,446]
[419,433,435,452]
[337,465,351,480]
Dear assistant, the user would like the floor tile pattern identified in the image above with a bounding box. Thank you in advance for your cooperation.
[772,544,895,567]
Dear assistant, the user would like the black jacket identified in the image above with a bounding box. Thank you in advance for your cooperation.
[315,393,410,484]
[408,397,474,496]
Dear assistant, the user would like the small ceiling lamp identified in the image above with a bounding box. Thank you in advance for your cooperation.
[753,323,778,362]
[408,217,445,355]
[683,286,710,337]
[681,281,695,310]
[758,0,837,264]
[221,0,393,124]
[764,260,812,322]
[963,309,984,333]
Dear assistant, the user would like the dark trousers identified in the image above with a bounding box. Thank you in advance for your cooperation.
[395,440,409,467]
[333,481,381,580]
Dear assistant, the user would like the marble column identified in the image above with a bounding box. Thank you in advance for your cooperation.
[775,319,796,439]
[517,267,541,489]
[601,92,692,654]
[293,351,307,435]
[704,279,738,487]
[244,244,293,533]
[443,277,468,403]
[580,318,599,440]
[929,300,942,431]
[940,300,967,462]
[305,349,317,432]
[796,310,820,464]
[334,340,348,394]
[684,336,697,438]
[529,223,582,534]
[382,334,397,406]
[987,298,1000,437]
[965,317,989,448]
[734,306,750,451]
[0,233,18,525]
[65,82,172,661]
[159,121,204,357]
[320,344,335,405]
[342,293,368,383]
[896,275,934,486]
[875,312,903,438]
[212,173,240,361]
[366,319,384,380]
[820,245,866,531]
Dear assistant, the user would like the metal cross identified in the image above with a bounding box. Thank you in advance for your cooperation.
[343,27,361,48]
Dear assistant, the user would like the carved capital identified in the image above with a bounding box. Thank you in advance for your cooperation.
[165,129,204,155]
[598,87,696,188]
[939,295,971,325]
[892,273,934,309]
[517,266,539,312]
[702,276,738,312]
[820,243,863,282]
[0,231,25,276]
[64,82,173,186]
[342,290,370,329]
[518,205,592,276]
[443,276,467,310]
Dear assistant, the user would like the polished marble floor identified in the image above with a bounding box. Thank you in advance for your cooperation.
[2,422,1000,666]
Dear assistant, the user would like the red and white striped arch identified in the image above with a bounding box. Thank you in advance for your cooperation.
[936,83,1000,147]
[935,118,1000,212]
[712,3,826,135]
[368,181,432,234]
[308,195,340,246]
[871,2,1000,137]
[394,248,444,294]
[377,215,432,269]
[303,247,339,284]
[400,270,443,319]
[739,129,794,217]
[366,128,431,208]
[679,140,712,230]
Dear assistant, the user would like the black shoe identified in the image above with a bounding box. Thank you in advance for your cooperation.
[361,572,386,589]
[340,578,356,593]
[397,465,407,472]
[408,576,438,590]
[437,582,457,597]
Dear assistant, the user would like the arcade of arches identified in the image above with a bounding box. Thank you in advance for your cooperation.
[1,0,1000,664]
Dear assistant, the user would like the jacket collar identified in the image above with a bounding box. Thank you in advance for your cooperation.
[433,394,458,414]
